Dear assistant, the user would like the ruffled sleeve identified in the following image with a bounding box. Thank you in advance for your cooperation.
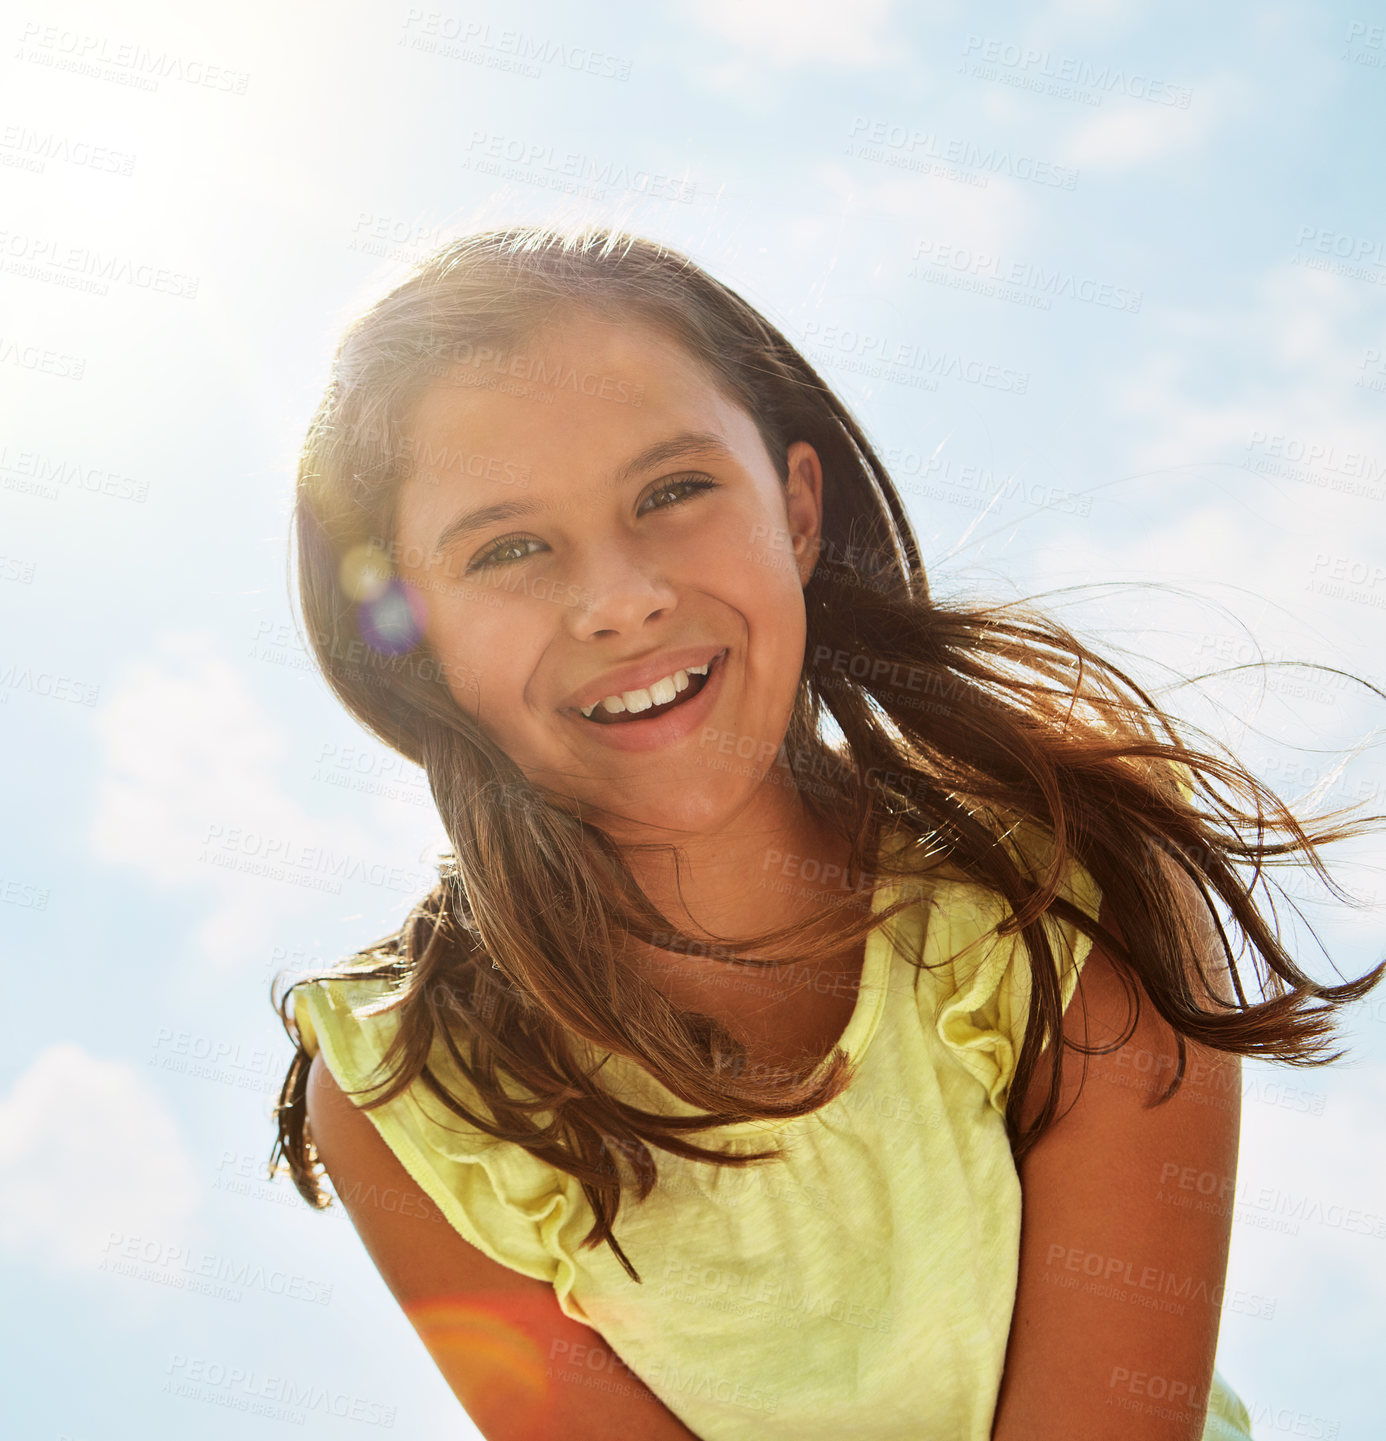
[921,819,1104,1116]
[293,971,597,1318]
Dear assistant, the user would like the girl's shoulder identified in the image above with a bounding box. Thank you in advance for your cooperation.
[290,950,418,1083]
[886,813,1104,1119]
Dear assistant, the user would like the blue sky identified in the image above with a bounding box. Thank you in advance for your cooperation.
[2,1,1384,1437]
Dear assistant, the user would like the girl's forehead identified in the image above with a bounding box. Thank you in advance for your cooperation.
[426,314,710,407]
[404,318,742,460]
[391,328,766,548]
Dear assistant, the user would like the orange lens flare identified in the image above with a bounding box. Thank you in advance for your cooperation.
[404,1293,556,1425]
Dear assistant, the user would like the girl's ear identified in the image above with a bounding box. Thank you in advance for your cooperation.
[783,440,826,589]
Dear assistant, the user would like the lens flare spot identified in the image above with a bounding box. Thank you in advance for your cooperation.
[339,543,393,603]
[405,1296,555,1417]
[357,580,425,654]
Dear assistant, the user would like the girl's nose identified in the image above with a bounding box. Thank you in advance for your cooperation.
[563,541,680,640]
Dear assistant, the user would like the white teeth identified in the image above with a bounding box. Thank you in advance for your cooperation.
[580,661,711,719]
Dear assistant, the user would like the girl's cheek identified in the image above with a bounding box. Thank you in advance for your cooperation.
[694,509,764,572]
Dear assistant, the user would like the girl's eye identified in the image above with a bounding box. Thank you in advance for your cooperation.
[465,474,719,573]
[643,474,718,511]
[466,534,541,572]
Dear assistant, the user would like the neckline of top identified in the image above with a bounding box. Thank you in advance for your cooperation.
[593,820,927,1139]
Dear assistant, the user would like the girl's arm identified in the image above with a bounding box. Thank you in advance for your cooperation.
[991,872,1242,1441]
[305,1054,704,1441]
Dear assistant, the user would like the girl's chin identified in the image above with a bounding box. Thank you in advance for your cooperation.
[580,775,779,836]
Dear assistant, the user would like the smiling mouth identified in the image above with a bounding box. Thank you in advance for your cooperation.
[579,668,708,726]
[580,662,715,725]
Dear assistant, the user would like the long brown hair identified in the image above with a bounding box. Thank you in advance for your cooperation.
[268,222,1386,1284]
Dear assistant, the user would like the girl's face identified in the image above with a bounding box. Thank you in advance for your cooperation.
[390,309,825,840]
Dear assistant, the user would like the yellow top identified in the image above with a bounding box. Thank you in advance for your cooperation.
[293,815,1254,1440]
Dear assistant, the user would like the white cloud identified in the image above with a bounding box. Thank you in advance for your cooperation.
[1109,262,1386,476]
[809,153,1034,258]
[88,631,443,967]
[90,633,294,885]
[1064,106,1201,170]
[0,1044,201,1271]
[1005,256,1386,753]
[1059,72,1253,172]
[1232,1061,1386,1311]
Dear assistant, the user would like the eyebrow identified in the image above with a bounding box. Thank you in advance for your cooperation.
[430,430,737,555]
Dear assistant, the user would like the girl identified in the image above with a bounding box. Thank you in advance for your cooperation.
[269,224,1384,1441]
